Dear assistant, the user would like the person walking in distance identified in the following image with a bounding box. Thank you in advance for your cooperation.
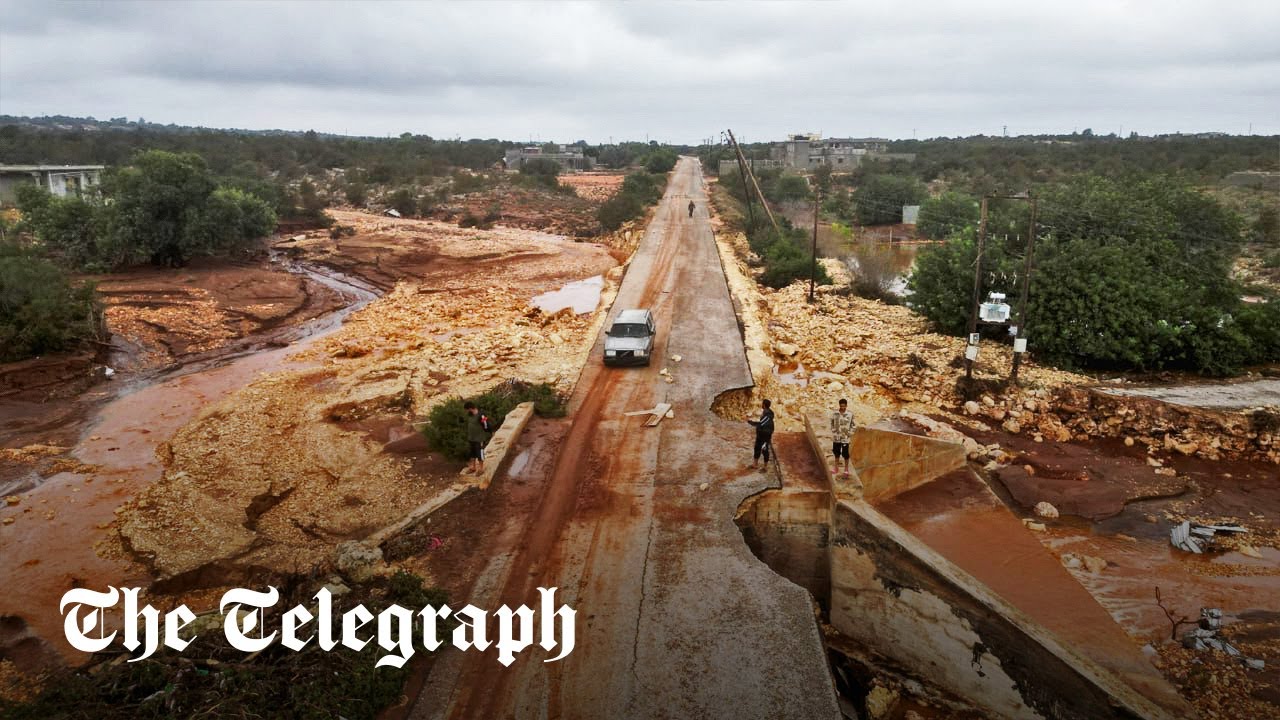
[688,200,696,218]
[463,401,491,476]
[748,398,775,471]
[830,398,855,477]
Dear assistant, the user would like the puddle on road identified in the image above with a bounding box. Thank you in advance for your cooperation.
[530,275,604,315]
[506,447,534,477]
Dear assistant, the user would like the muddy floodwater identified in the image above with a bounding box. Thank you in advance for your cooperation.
[530,274,604,315]
[0,258,378,663]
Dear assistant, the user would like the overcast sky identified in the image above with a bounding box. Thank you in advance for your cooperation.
[2,1,1277,143]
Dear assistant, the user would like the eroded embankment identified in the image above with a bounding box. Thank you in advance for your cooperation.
[110,216,623,590]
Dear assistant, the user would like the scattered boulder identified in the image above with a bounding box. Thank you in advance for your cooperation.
[963,400,981,416]
[864,684,900,720]
[334,540,385,583]
[1035,501,1059,519]
[1082,555,1108,573]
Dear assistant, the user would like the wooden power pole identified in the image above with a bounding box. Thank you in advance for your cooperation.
[1010,195,1037,382]
[964,197,989,380]
[725,129,781,238]
[809,184,821,302]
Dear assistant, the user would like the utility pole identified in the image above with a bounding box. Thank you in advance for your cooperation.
[728,131,757,227]
[810,182,821,303]
[725,129,781,237]
[964,197,990,380]
[1010,196,1037,382]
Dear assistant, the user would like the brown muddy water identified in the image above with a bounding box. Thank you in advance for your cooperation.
[0,258,378,665]
[814,222,922,296]
[530,274,604,315]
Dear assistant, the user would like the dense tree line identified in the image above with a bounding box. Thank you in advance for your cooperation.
[909,174,1280,375]
[18,150,276,271]
[887,133,1278,194]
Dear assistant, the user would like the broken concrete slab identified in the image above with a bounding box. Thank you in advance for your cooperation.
[624,402,673,427]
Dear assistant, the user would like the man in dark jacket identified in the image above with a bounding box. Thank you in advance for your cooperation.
[463,401,489,476]
[688,200,696,218]
[747,398,775,470]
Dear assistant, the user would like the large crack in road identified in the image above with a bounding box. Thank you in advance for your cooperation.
[412,157,839,719]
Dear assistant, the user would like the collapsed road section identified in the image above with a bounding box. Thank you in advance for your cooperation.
[410,157,841,719]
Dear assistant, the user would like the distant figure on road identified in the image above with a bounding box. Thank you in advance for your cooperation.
[688,200,696,218]
[830,398,854,477]
[463,401,491,476]
[747,398,775,471]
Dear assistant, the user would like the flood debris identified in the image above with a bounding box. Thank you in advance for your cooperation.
[1170,520,1247,554]
[624,403,673,427]
[1181,608,1267,670]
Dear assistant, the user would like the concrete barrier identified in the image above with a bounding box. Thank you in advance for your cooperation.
[829,498,1181,720]
[802,417,966,501]
[475,401,534,490]
[776,413,1191,718]
[368,402,536,547]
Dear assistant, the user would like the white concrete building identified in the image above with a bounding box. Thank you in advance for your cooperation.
[0,164,105,205]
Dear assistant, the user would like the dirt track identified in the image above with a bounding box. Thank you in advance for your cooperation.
[409,158,838,719]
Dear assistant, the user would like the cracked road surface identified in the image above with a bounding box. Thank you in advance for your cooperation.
[411,157,839,719]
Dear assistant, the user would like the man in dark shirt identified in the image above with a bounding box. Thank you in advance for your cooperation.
[747,398,775,471]
[688,200,696,218]
[463,401,489,476]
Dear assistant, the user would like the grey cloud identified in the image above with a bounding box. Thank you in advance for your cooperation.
[2,0,1278,142]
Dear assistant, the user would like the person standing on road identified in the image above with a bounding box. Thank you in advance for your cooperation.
[830,398,855,477]
[748,398,775,470]
[463,401,491,476]
[688,200,696,218]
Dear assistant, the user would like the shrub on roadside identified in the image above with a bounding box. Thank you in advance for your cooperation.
[643,150,678,174]
[422,381,567,461]
[597,172,664,231]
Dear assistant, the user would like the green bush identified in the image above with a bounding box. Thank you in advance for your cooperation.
[387,187,417,217]
[773,174,811,202]
[916,191,979,240]
[519,158,562,190]
[597,193,643,231]
[596,172,663,231]
[1251,206,1279,246]
[0,242,102,362]
[16,185,104,269]
[643,149,678,174]
[908,174,1271,375]
[752,225,831,289]
[422,381,566,460]
[345,182,367,206]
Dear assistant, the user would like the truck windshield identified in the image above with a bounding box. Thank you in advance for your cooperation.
[610,323,649,338]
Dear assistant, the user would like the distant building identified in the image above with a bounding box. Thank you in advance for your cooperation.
[503,145,593,172]
[0,164,104,205]
[768,134,913,171]
[902,205,921,225]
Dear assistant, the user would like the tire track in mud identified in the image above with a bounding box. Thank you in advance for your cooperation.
[438,171,689,720]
